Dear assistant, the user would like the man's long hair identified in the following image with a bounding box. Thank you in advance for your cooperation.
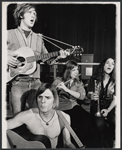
[36,83,59,109]
[13,3,37,26]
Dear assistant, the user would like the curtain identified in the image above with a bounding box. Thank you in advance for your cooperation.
[7,3,116,78]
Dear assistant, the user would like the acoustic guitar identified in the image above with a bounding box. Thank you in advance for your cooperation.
[7,124,51,148]
[7,46,83,83]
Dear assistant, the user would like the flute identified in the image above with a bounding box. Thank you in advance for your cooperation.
[64,74,81,85]
[56,74,81,88]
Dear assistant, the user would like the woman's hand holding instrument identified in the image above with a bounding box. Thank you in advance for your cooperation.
[56,74,81,91]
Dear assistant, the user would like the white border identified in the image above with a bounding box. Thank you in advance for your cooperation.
[2,1,120,148]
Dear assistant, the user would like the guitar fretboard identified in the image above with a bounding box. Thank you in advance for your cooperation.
[57,111,83,148]
[26,51,59,63]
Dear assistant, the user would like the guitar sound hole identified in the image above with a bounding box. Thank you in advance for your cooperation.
[17,57,25,67]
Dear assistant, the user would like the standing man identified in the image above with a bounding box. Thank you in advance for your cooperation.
[7,3,69,116]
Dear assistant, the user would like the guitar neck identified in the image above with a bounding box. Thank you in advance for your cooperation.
[64,119,83,147]
[27,51,59,63]
[57,111,83,148]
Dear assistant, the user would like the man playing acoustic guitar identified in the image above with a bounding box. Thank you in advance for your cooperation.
[7,3,69,116]
[7,83,76,148]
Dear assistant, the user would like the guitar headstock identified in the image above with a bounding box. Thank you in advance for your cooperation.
[66,46,84,57]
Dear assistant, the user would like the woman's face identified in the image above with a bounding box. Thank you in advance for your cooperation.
[104,58,115,74]
[70,66,79,78]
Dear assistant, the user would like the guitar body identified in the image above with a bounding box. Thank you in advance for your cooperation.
[7,46,83,83]
[7,124,51,148]
[7,47,36,82]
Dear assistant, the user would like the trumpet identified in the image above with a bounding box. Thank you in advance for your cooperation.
[94,80,102,117]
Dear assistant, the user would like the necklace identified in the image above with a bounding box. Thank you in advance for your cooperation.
[40,111,55,126]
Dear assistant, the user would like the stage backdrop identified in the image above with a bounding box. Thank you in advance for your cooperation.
[7,3,116,80]
[7,3,116,62]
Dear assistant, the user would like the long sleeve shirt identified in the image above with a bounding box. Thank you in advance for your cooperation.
[52,77,86,110]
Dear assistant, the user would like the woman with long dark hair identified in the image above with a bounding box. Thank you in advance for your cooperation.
[87,57,116,148]
[52,60,96,148]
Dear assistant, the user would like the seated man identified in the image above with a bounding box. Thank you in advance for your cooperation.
[6,83,76,148]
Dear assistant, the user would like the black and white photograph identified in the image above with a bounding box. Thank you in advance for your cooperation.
[2,1,120,148]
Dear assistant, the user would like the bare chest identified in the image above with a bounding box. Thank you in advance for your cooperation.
[26,115,61,139]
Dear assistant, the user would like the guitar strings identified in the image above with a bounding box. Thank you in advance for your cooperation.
[42,36,63,50]
[42,34,74,48]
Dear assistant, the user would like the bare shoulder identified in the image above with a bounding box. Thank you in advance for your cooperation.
[31,108,39,114]
[18,109,34,119]
[8,110,34,125]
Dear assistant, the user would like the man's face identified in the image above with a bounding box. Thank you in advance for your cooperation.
[21,8,37,28]
[37,89,55,113]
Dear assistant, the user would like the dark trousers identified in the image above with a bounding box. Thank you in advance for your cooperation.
[64,105,96,148]
[91,108,115,148]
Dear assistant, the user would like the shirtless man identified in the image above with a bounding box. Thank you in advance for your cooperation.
[7,83,76,148]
